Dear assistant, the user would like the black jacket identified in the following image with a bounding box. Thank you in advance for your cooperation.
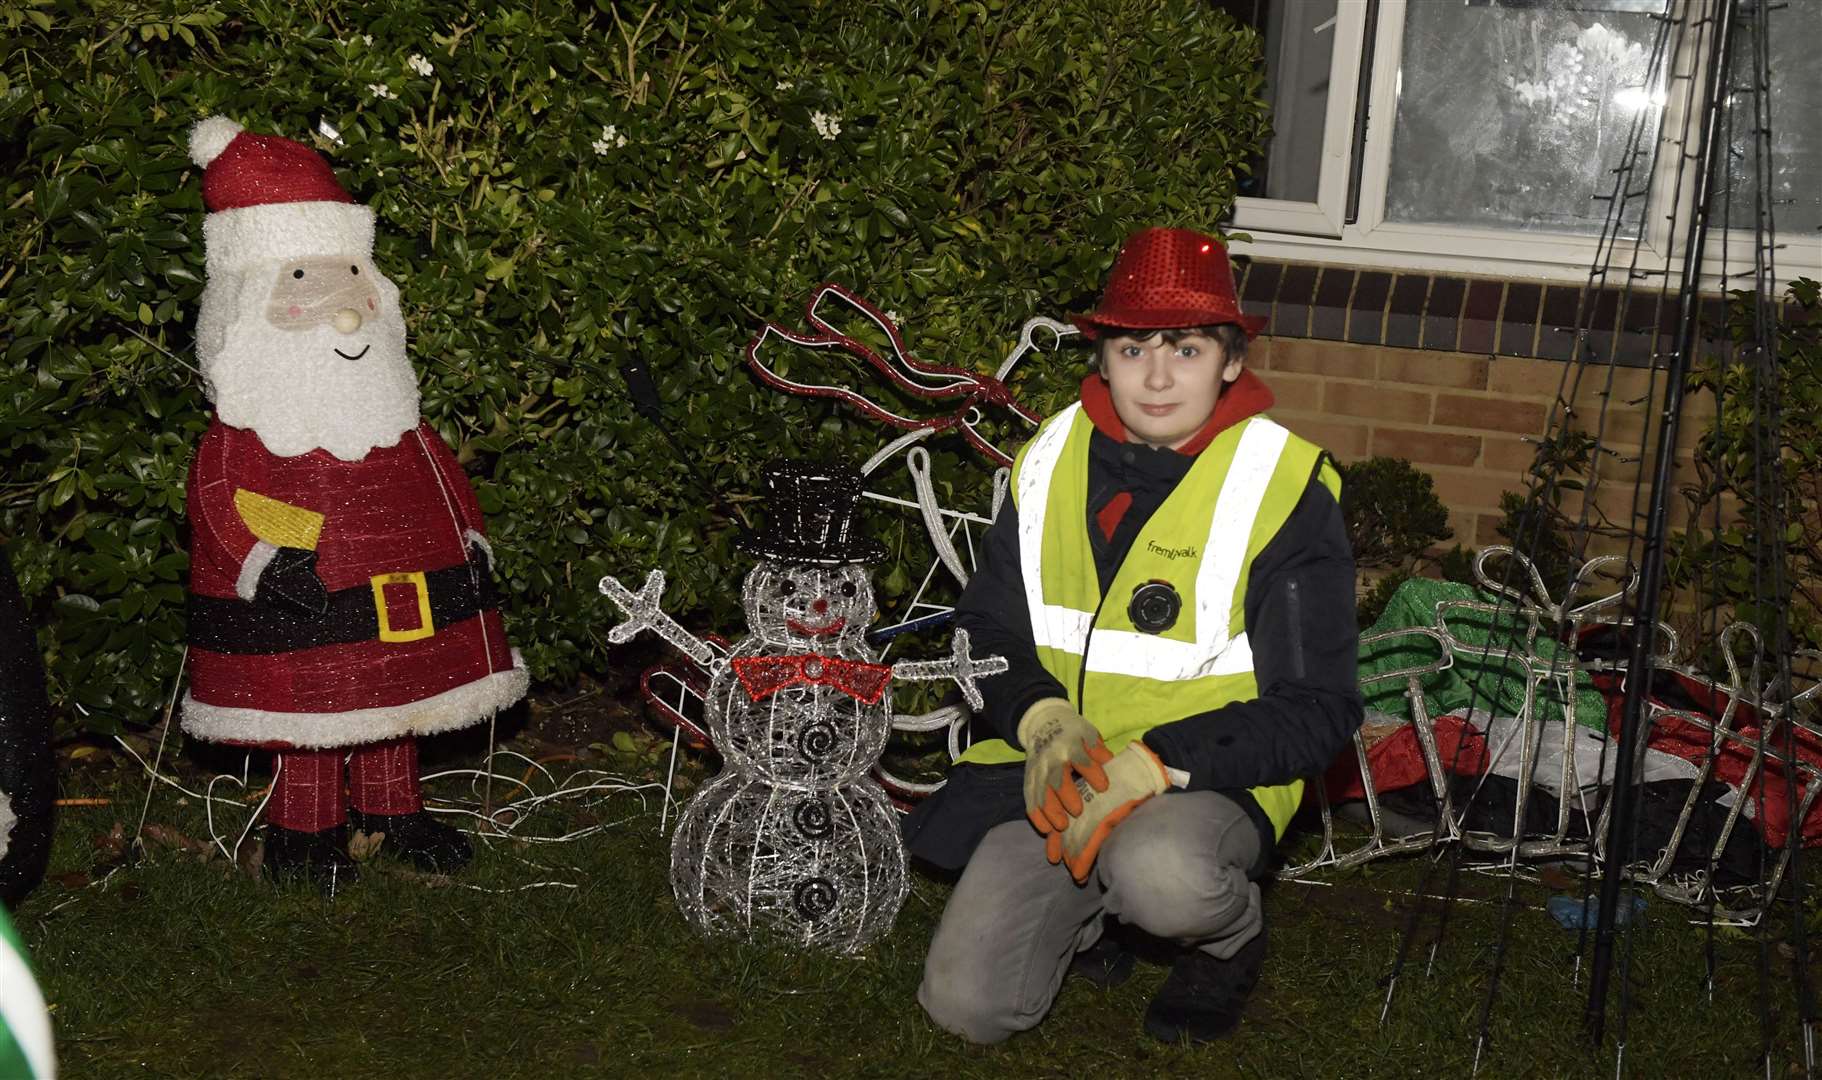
[903,421,1365,872]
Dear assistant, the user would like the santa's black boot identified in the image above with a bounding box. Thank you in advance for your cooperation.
[348,809,472,873]
[1142,922,1267,1044]
[262,825,359,896]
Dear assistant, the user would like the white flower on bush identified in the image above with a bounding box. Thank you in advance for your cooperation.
[407,53,434,77]
[775,79,794,91]
[367,83,399,101]
[810,111,841,141]
[883,310,902,325]
[592,124,627,155]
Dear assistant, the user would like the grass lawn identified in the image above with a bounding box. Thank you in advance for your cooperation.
[17,714,1811,1079]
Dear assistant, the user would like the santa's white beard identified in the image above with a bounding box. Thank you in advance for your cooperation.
[202,312,421,460]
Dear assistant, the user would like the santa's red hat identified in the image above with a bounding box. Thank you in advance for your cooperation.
[189,117,374,273]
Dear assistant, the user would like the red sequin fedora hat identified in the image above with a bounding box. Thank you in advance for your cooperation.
[1071,227,1267,340]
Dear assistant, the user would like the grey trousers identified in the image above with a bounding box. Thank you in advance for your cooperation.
[918,790,1265,1045]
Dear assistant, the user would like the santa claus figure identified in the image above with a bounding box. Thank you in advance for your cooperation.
[181,117,528,892]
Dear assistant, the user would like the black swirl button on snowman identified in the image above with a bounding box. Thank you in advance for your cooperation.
[600,461,1005,953]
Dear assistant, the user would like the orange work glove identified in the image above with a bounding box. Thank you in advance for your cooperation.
[1018,698,1112,833]
[1046,741,1172,884]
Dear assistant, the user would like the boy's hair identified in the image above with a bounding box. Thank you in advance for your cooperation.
[1095,324,1249,366]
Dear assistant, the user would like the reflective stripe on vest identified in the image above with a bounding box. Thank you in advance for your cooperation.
[1011,402,1090,669]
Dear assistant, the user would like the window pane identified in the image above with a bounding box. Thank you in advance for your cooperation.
[1710,1,1822,240]
[1384,0,1666,235]
[1232,0,1339,204]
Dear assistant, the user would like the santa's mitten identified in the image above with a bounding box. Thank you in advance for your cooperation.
[463,528,494,573]
[254,546,331,614]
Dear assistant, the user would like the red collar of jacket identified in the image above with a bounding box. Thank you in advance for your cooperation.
[1078,367,1275,456]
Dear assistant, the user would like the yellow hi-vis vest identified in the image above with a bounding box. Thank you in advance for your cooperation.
[955,402,1341,841]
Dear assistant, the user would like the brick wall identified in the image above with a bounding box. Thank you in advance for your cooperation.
[1252,336,1716,558]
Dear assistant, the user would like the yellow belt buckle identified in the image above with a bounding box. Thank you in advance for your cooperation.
[372,571,434,643]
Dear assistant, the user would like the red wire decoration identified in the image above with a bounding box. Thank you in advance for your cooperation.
[744,283,1042,467]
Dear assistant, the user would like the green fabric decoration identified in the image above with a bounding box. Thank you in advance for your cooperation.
[1359,578,1608,731]
[0,902,53,1078]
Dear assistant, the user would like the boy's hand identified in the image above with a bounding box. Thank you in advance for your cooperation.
[1018,698,1111,833]
[1047,742,1171,883]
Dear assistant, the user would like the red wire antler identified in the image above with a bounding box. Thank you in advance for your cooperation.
[744,283,1042,467]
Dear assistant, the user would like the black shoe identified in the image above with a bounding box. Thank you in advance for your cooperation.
[348,809,473,873]
[1070,933,1137,989]
[262,825,359,896]
[1142,925,1267,1044]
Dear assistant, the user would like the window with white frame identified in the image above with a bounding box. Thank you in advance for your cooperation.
[1224,0,1821,287]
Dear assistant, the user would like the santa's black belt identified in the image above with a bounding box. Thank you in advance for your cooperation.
[187,562,498,655]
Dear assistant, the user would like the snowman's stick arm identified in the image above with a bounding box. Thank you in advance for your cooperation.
[597,570,717,668]
[890,628,1007,712]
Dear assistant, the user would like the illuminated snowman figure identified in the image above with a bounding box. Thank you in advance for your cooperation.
[599,461,1003,953]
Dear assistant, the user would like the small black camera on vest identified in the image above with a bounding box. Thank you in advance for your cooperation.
[1128,579,1181,634]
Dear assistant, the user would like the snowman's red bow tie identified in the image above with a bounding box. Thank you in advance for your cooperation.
[730,654,893,704]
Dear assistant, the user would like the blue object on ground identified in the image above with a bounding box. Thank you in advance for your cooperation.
[1547,893,1647,930]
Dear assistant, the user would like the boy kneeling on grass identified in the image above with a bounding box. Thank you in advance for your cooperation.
[904,227,1363,1044]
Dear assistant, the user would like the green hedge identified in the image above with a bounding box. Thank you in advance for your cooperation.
[0,0,1269,737]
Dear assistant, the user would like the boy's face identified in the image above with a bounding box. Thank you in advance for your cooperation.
[1098,332,1242,450]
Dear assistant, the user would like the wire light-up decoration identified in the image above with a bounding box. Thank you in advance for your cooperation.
[600,461,1005,952]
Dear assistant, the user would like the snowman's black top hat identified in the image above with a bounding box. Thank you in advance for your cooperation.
[737,460,886,565]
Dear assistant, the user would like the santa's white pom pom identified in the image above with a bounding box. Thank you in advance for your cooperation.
[189,116,243,168]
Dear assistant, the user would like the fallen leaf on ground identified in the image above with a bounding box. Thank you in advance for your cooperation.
[142,823,212,856]
[348,829,386,862]
[1539,864,1579,891]
[92,821,127,858]
[237,837,264,879]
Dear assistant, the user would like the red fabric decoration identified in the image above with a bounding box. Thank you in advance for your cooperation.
[268,740,424,831]
[1323,714,1490,803]
[1594,669,1822,849]
[186,420,516,743]
[1071,228,1267,339]
[730,654,894,704]
[269,747,345,832]
[348,738,421,816]
[202,130,356,212]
